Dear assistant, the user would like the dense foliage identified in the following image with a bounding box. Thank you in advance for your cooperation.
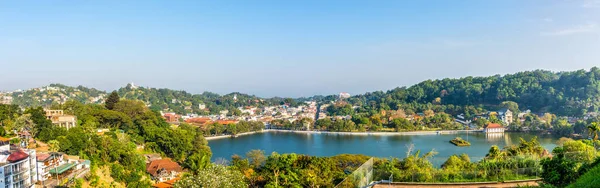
[330,68,600,117]
[224,137,588,187]
[174,165,247,188]
[117,85,300,115]
[1,98,213,187]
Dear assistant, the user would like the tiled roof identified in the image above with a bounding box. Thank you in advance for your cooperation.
[146,158,182,177]
[185,117,211,124]
[0,137,10,142]
[37,153,51,162]
[486,123,503,129]
[7,150,29,162]
[152,177,180,188]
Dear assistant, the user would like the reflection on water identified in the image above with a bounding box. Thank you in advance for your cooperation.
[485,132,505,142]
[208,131,559,166]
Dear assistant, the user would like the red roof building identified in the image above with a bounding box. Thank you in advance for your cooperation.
[185,117,211,125]
[163,114,180,123]
[485,123,503,129]
[146,158,183,182]
[215,120,238,125]
[484,123,505,133]
[7,149,29,163]
[152,177,180,188]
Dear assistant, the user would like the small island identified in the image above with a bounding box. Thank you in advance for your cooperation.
[450,137,471,147]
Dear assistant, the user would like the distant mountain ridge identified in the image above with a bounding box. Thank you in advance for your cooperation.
[2,67,600,116]
[0,83,299,115]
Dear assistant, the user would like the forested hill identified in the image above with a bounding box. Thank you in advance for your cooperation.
[3,84,296,115]
[3,67,600,116]
[343,67,600,117]
[117,85,296,114]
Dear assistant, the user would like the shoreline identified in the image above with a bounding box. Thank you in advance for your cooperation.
[205,129,483,141]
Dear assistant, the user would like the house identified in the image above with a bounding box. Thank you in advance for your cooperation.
[484,123,505,133]
[339,92,351,99]
[0,137,38,188]
[152,177,180,188]
[44,110,77,129]
[215,120,238,125]
[146,158,183,182]
[185,117,212,125]
[36,152,65,182]
[497,108,513,125]
[163,113,180,123]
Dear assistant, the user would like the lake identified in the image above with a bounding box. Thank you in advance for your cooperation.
[208,131,559,166]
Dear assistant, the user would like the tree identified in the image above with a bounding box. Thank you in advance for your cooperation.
[541,147,578,187]
[246,149,266,168]
[105,91,120,110]
[174,165,247,188]
[587,122,599,140]
[48,140,60,152]
[500,101,519,114]
[11,114,35,134]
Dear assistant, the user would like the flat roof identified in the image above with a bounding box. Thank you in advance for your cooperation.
[49,162,77,174]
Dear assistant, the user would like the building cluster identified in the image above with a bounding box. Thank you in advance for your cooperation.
[161,101,319,127]
[0,86,106,105]
[0,137,90,188]
[0,94,13,105]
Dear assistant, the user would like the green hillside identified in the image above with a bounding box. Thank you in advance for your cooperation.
[339,67,600,117]
[567,163,600,188]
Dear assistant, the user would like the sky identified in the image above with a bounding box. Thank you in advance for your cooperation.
[1,0,599,97]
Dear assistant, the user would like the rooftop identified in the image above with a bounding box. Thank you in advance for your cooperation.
[485,123,503,129]
[146,158,183,177]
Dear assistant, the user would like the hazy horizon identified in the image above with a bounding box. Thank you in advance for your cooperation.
[2,1,599,97]
[2,67,598,98]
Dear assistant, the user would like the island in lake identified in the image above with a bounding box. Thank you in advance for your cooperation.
[450,137,471,147]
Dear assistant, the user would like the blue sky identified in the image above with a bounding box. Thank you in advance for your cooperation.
[1,0,599,97]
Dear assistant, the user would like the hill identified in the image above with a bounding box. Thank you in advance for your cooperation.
[339,67,600,117]
[2,67,600,117]
[567,163,600,188]
[1,83,295,115]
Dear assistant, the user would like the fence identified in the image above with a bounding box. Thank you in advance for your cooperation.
[335,158,374,188]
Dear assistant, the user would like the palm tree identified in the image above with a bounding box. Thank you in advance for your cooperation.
[587,122,599,140]
[47,140,61,185]
[48,140,60,152]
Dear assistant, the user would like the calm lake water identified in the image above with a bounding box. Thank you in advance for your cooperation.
[208,131,559,166]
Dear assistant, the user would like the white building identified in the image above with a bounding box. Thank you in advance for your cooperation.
[339,92,351,99]
[36,152,64,182]
[483,123,505,133]
[0,138,38,188]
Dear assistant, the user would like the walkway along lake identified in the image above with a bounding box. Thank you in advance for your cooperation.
[207,131,559,166]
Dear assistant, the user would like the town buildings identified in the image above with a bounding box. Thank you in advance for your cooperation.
[44,110,77,129]
[0,137,38,188]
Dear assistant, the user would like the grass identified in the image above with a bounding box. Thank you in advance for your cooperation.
[567,163,600,188]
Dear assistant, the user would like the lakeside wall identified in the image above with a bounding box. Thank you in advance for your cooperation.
[205,129,482,140]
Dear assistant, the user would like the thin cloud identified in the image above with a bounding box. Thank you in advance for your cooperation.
[543,18,553,23]
[541,23,597,36]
